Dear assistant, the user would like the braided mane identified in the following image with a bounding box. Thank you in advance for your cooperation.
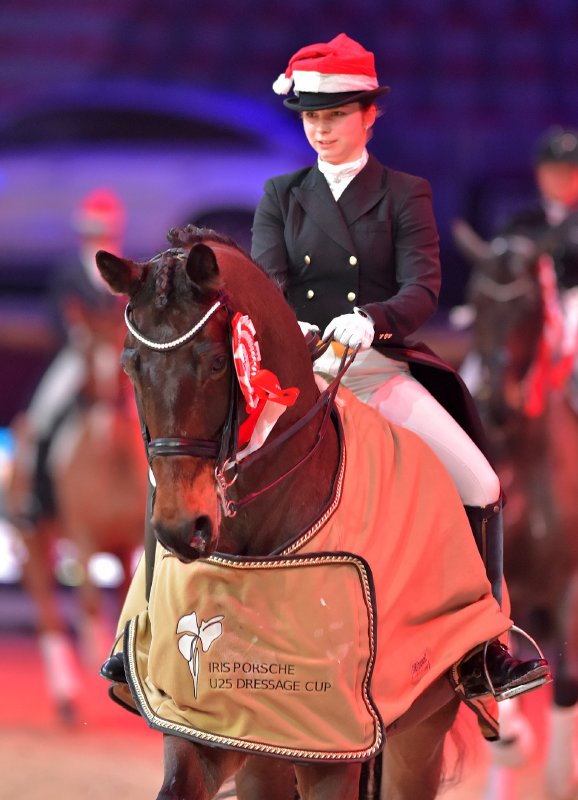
[166,224,248,255]
[151,224,274,309]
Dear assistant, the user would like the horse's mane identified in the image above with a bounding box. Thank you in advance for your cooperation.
[150,224,277,309]
[167,224,248,257]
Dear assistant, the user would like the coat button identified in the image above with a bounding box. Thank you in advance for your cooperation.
[347,291,356,302]
[304,254,311,265]
[349,255,358,266]
[306,289,315,299]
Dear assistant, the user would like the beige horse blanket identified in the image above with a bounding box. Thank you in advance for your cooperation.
[110,386,511,760]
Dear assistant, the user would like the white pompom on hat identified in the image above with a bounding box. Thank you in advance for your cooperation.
[273,33,390,111]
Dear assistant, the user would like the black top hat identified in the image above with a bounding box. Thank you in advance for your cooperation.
[273,34,390,112]
[283,87,389,112]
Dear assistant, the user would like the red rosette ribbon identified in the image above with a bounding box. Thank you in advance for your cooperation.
[232,312,262,411]
[232,312,300,453]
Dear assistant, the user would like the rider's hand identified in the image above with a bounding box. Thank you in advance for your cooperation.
[297,320,321,338]
[323,308,375,350]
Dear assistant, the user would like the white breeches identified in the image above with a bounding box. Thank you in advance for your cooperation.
[315,347,500,507]
[27,347,86,438]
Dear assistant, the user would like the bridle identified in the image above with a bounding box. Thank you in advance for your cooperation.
[471,234,538,304]
[126,293,355,518]
[471,273,535,304]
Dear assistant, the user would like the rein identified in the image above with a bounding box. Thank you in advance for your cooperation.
[215,345,354,516]
[127,295,355,518]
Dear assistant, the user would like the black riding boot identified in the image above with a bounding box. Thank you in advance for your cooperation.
[464,497,503,608]
[453,498,550,701]
[100,652,127,684]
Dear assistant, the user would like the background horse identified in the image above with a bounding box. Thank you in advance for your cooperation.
[94,225,516,800]
[6,296,148,720]
[453,219,578,798]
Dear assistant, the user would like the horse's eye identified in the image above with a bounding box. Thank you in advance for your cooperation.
[211,354,228,374]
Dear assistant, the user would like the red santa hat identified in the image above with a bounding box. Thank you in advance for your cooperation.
[72,188,126,238]
[273,33,389,111]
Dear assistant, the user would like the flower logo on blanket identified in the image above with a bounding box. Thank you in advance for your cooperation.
[232,312,299,457]
[177,611,224,699]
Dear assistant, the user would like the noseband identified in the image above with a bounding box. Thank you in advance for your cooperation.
[126,295,354,517]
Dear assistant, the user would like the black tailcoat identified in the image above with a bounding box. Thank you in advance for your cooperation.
[252,154,489,456]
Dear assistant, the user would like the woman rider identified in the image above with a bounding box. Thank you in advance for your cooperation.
[250,33,549,701]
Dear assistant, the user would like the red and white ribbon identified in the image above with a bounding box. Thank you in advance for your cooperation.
[232,313,299,459]
[524,255,578,416]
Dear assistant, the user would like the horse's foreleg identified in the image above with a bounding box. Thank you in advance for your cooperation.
[19,524,63,633]
[294,762,361,800]
[158,735,245,800]
[73,542,112,669]
[235,756,296,799]
[380,696,459,800]
[19,524,80,717]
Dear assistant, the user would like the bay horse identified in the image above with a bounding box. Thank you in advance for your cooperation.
[95,225,515,800]
[6,293,148,719]
[453,219,578,797]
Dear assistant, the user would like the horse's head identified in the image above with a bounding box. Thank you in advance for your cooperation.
[95,226,318,562]
[452,219,544,426]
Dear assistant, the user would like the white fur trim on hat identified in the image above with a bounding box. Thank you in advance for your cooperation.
[292,70,378,94]
[272,73,294,95]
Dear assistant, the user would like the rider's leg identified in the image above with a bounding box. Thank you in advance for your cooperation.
[315,347,500,505]
[363,372,549,698]
[317,351,504,604]
[11,346,85,529]
[463,499,503,608]
[358,367,504,593]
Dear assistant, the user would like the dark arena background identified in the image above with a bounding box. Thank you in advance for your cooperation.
[0,1,576,797]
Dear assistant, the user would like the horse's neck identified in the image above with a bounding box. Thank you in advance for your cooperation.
[222,400,340,556]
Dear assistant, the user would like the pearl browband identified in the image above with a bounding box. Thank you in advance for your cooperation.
[124,300,223,351]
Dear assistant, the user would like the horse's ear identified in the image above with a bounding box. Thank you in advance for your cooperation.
[185,243,220,294]
[451,219,492,262]
[95,250,144,296]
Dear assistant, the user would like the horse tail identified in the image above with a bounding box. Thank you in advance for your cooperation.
[438,709,469,790]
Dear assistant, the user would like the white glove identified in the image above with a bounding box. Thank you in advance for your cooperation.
[322,309,375,350]
[297,320,320,338]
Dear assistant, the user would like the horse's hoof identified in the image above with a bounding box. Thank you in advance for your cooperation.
[99,652,127,684]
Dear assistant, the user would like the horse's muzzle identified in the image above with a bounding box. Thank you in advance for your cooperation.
[152,515,215,562]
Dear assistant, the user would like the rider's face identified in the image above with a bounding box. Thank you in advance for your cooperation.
[301,103,376,165]
[536,162,578,207]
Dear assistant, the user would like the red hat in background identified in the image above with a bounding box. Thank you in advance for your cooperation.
[273,33,390,111]
[72,188,126,238]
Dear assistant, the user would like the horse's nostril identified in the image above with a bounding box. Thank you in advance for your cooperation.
[190,516,213,553]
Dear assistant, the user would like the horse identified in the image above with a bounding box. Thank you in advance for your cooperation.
[6,291,148,719]
[452,219,578,798]
[94,225,516,800]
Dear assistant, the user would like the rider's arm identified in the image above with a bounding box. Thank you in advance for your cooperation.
[360,175,441,341]
[251,178,290,292]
